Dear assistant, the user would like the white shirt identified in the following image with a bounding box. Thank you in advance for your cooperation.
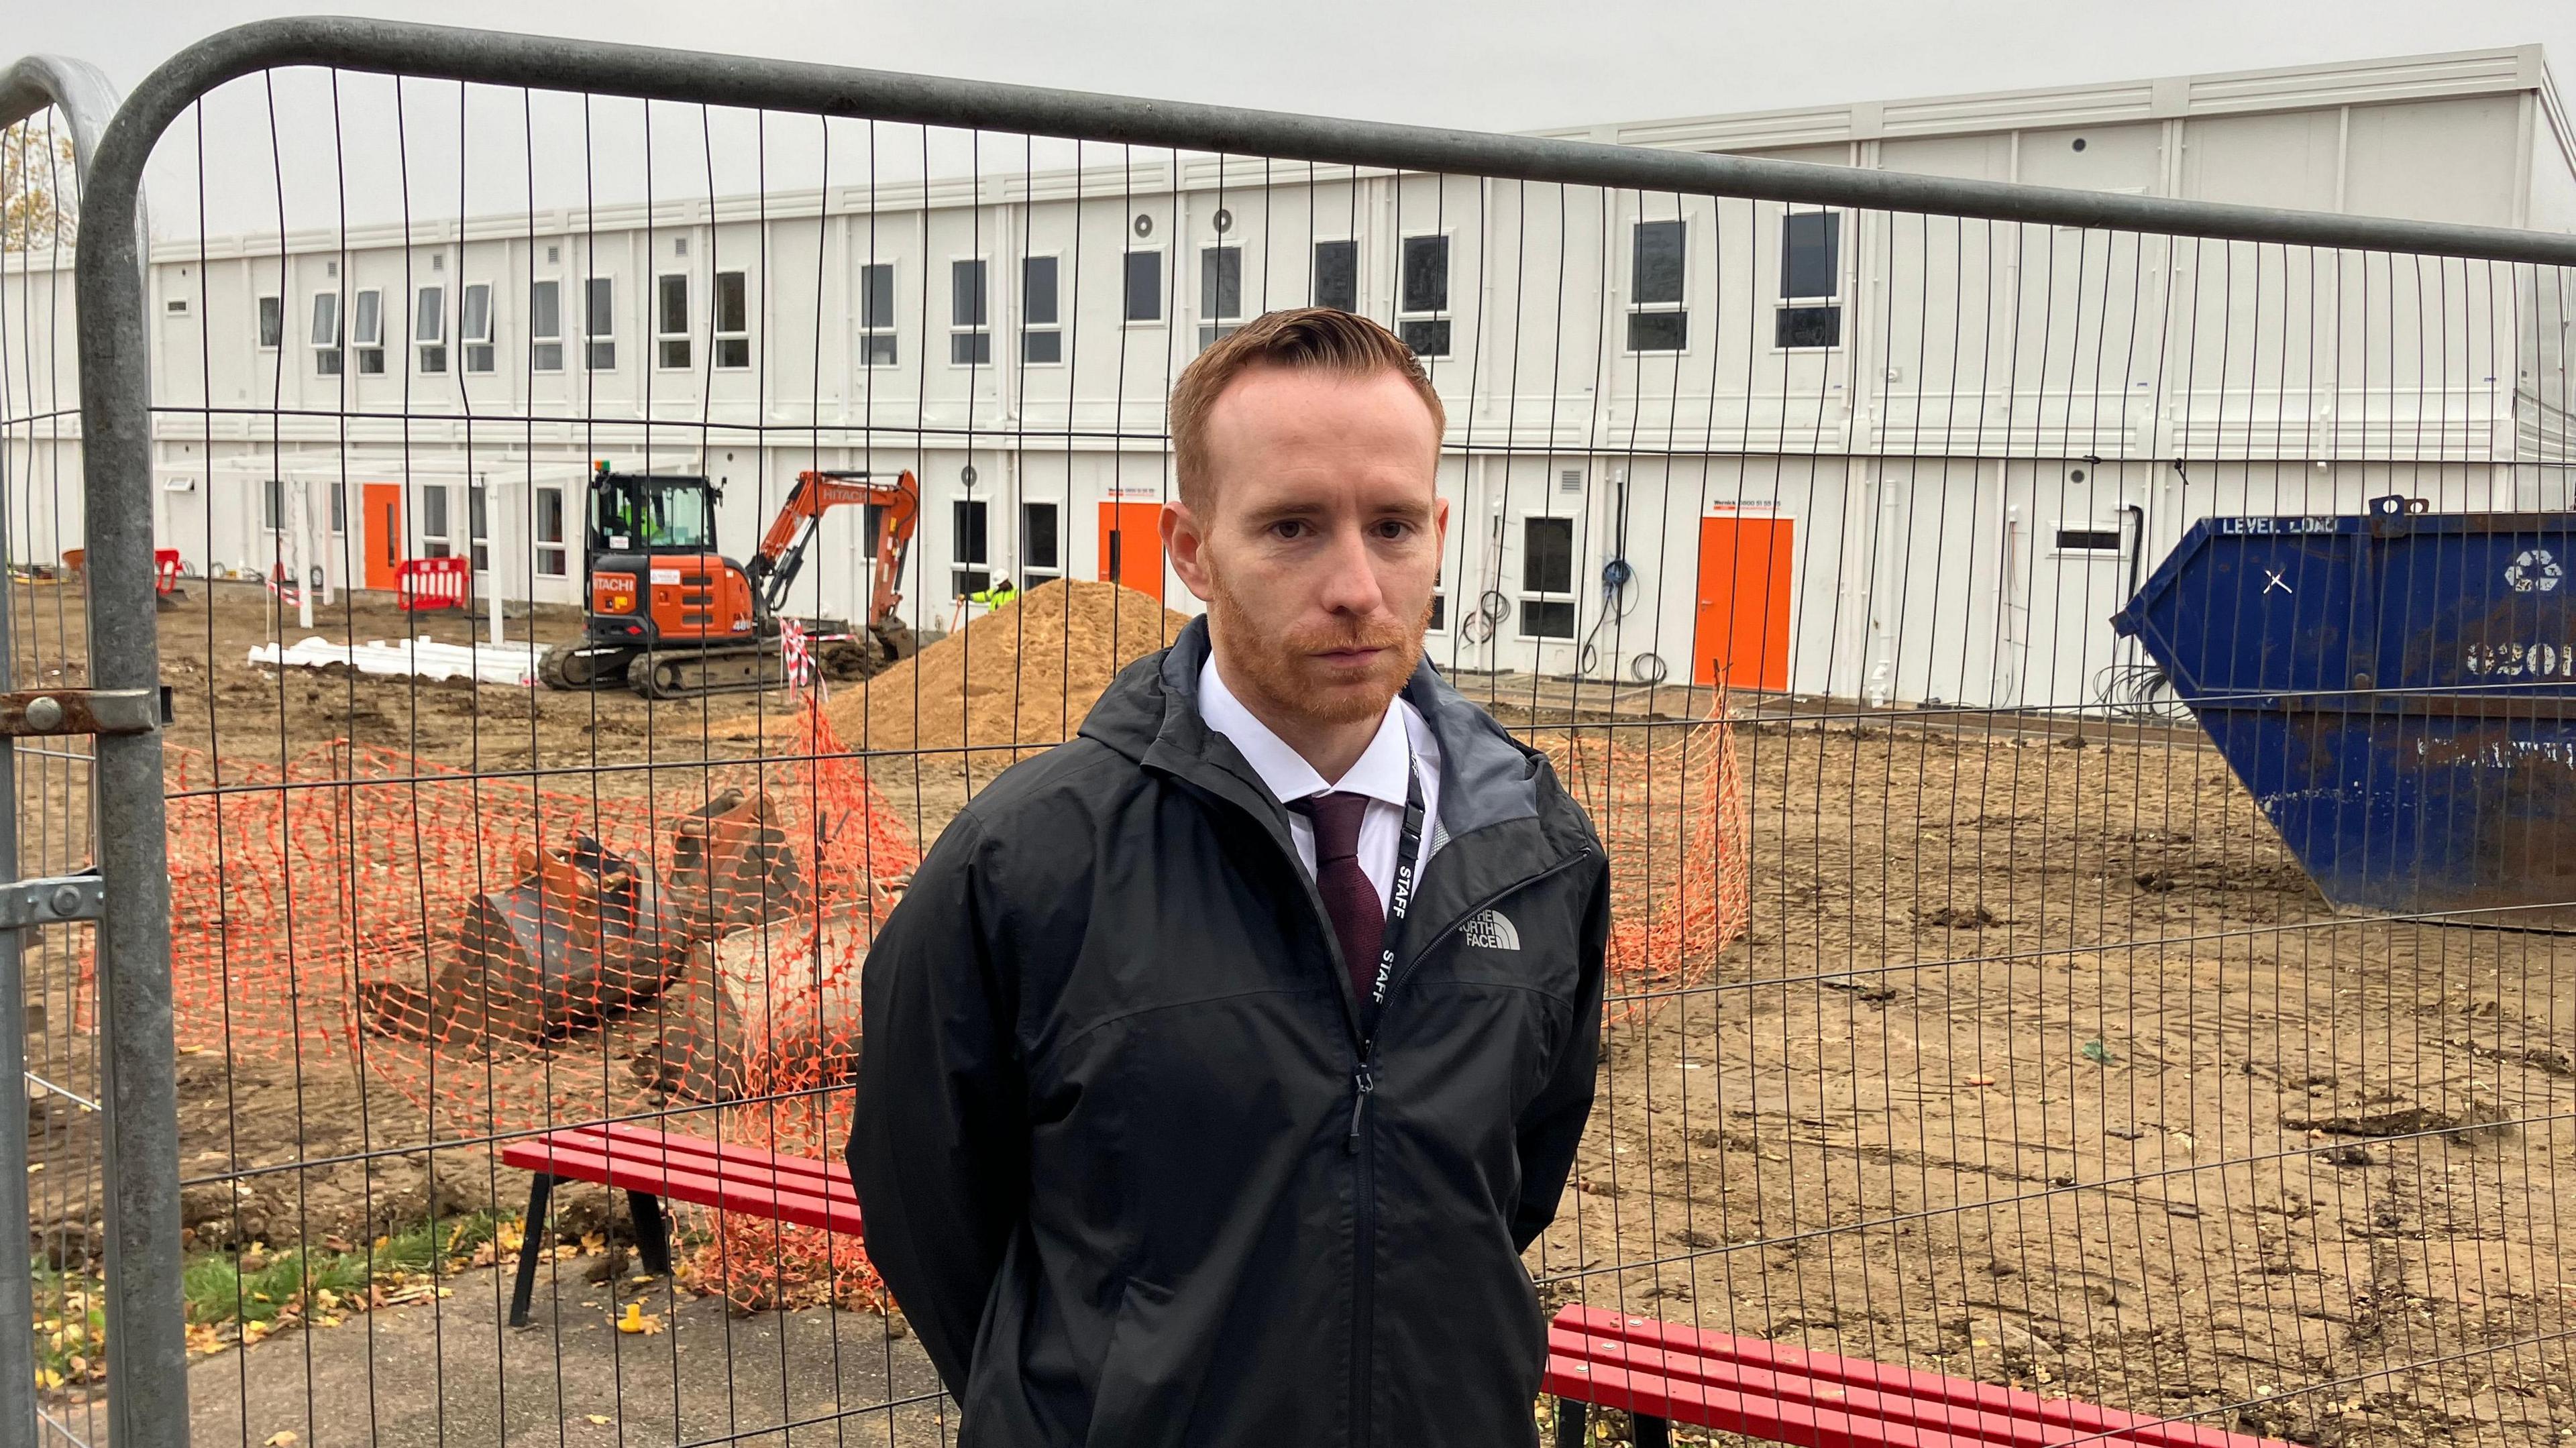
[1199,657,1444,911]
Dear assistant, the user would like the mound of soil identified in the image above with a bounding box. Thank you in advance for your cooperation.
[827,579,1191,754]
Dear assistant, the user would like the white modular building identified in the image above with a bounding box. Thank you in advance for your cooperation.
[5,44,2574,711]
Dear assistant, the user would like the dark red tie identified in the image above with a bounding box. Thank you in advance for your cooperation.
[1295,791,1382,1005]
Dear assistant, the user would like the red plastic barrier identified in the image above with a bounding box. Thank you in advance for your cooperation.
[155,549,182,595]
[396,555,470,612]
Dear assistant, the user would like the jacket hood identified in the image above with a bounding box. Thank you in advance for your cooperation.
[1079,615,1544,838]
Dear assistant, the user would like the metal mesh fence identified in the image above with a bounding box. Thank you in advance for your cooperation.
[38,18,2576,1447]
[2,62,111,1448]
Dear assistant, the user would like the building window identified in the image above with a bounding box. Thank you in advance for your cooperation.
[2052,522,2127,558]
[1519,515,1576,638]
[352,289,384,375]
[530,280,562,372]
[1399,235,1450,357]
[950,259,990,366]
[1022,501,1060,584]
[420,486,452,559]
[470,482,490,572]
[330,480,347,535]
[859,262,897,365]
[263,478,284,533]
[461,283,494,374]
[536,485,568,576]
[953,499,989,596]
[1197,245,1243,351]
[584,276,616,370]
[311,292,343,376]
[1314,239,1356,313]
[656,272,691,370]
[714,270,750,369]
[416,285,447,374]
[1777,211,1841,349]
[1022,256,1061,364]
[257,295,282,349]
[1629,219,1687,353]
[1124,250,1163,323]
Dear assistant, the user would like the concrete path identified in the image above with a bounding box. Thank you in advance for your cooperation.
[60,1254,957,1447]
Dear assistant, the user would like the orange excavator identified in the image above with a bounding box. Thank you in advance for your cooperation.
[538,464,921,700]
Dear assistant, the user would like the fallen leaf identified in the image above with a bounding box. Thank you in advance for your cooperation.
[1962,1074,1997,1087]
[586,1415,612,1426]
[266,1433,297,1447]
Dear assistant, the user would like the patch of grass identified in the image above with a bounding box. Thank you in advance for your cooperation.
[180,1210,509,1329]
[28,1267,107,1391]
[378,1209,501,1272]
[18,1211,517,1390]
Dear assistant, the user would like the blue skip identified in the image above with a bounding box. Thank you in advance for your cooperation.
[2112,496,2576,929]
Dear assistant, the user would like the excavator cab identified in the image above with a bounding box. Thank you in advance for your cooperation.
[540,461,921,699]
[542,464,758,691]
[590,469,718,555]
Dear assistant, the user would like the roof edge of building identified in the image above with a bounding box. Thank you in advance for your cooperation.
[1533,44,2554,152]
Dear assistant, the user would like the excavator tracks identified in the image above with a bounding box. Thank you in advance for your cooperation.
[537,643,639,691]
[627,646,790,700]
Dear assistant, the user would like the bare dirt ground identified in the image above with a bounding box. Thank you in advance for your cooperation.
[20,577,2576,1444]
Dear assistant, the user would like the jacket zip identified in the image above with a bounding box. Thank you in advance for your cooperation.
[1169,762,1591,1448]
[1345,843,1589,1447]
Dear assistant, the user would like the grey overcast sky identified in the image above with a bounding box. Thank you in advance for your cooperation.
[23,0,2576,140]
[17,0,2576,240]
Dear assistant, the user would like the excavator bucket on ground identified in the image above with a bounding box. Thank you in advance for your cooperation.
[434,835,691,1041]
[362,789,807,1046]
[631,907,871,1105]
[667,787,811,933]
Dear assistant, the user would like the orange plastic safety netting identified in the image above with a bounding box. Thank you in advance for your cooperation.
[154,693,1744,1301]
[162,706,918,1155]
[1538,704,1752,1009]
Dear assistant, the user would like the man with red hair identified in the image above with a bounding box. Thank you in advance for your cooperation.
[853,307,1607,1447]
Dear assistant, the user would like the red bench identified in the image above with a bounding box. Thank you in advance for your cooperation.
[1546,1306,2290,1448]
[495,1122,861,1327]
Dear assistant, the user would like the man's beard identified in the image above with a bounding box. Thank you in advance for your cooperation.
[1205,569,1428,728]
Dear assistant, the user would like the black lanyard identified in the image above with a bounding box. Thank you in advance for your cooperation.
[1358,746,1429,1011]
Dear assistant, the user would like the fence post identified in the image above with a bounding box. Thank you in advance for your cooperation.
[60,56,186,1448]
[2,52,127,1448]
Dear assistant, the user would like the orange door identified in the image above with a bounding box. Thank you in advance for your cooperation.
[1099,501,1164,600]
[363,484,403,591]
[1693,514,1794,691]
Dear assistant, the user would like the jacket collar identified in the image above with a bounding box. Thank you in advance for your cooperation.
[1080,615,1542,838]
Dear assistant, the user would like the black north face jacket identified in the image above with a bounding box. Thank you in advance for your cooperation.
[848,617,1608,1447]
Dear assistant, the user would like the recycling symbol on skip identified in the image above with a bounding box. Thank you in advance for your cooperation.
[2506,549,2565,594]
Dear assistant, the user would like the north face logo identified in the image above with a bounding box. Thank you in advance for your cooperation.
[1460,909,1521,951]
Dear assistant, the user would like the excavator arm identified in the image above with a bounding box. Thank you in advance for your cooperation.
[744,469,919,624]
